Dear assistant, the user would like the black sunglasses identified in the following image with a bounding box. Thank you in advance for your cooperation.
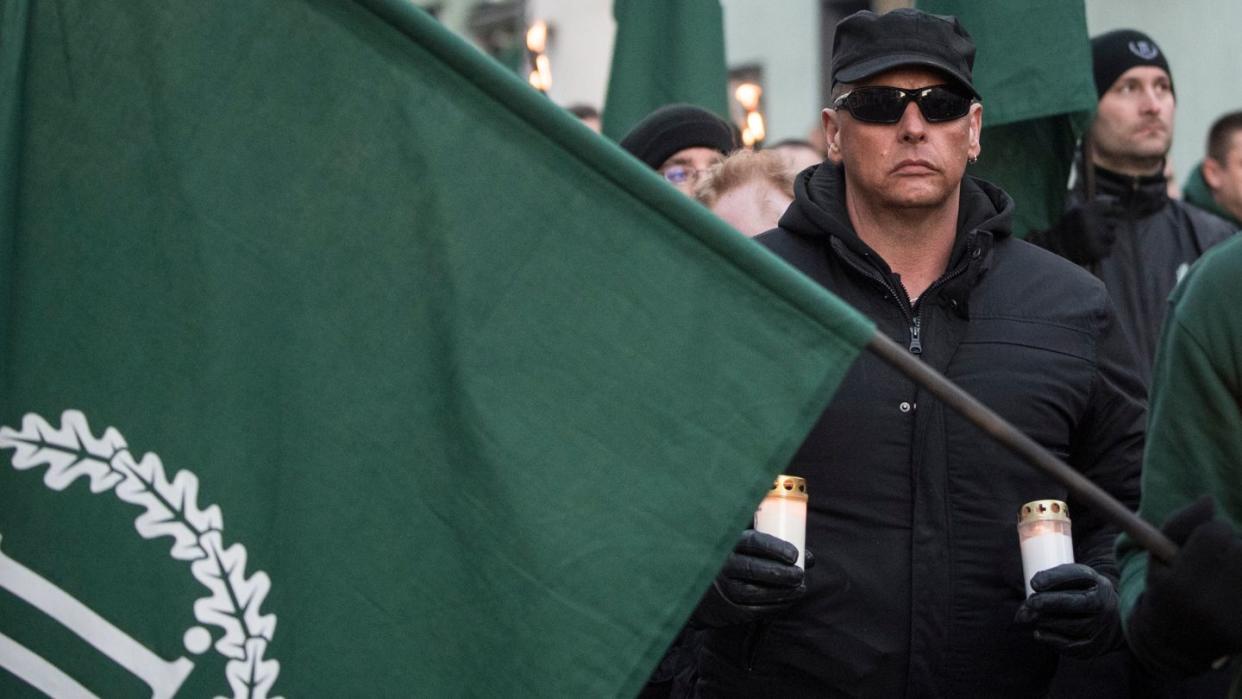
[833,85,974,124]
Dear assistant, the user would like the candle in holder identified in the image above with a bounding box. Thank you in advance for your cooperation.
[754,475,808,568]
[1017,499,1074,597]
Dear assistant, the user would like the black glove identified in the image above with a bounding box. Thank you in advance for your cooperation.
[1015,563,1124,658]
[690,529,807,629]
[1127,496,1242,676]
[1027,200,1124,265]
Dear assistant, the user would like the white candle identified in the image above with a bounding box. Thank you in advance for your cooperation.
[754,475,808,568]
[1017,500,1074,597]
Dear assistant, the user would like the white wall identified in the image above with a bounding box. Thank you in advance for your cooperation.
[720,0,822,145]
[529,0,615,110]
[1085,0,1242,185]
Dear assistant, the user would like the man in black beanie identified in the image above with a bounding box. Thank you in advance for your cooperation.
[619,103,737,196]
[1028,29,1234,387]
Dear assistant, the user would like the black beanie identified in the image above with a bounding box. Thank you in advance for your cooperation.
[1091,29,1173,99]
[619,104,738,170]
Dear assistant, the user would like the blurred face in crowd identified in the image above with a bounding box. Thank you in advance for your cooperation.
[1204,130,1242,222]
[824,66,981,213]
[1089,66,1175,176]
[711,179,794,237]
[770,142,823,173]
[658,147,724,196]
[579,115,602,133]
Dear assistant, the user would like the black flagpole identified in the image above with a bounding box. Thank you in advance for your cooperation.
[866,330,1178,564]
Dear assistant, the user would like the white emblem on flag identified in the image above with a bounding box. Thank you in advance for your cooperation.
[0,410,281,698]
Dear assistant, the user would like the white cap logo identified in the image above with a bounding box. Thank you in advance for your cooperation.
[1128,40,1160,60]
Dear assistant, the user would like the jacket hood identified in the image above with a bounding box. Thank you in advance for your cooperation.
[778,162,1015,259]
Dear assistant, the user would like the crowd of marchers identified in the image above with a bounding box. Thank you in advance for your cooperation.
[568,8,1242,699]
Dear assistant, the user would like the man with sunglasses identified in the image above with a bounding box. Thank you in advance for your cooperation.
[619,103,737,197]
[690,9,1144,697]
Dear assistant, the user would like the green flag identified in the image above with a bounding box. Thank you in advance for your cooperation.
[919,0,1097,236]
[0,1,873,696]
[601,0,730,140]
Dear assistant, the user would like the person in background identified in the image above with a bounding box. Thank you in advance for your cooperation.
[619,104,737,197]
[1116,234,1242,688]
[626,102,739,699]
[566,103,602,133]
[1027,30,1234,386]
[691,9,1144,696]
[765,138,823,174]
[695,150,795,237]
[1183,110,1242,229]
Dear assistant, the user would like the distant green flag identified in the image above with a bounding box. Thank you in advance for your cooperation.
[919,0,1097,236]
[0,1,873,697]
[602,0,730,140]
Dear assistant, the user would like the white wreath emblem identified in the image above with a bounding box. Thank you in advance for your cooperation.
[0,410,281,698]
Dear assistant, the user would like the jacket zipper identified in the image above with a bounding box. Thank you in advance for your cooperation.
[836,241,975,356]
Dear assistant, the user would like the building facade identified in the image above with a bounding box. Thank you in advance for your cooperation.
[416,0,1242,184]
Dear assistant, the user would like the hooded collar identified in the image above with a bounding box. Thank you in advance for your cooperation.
[779,162,1013,270]
[778,163,1014,316]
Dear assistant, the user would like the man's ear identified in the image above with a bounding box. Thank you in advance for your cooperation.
[967,103,983,160]
[823,108,843,161]
[1203,159,1224,191]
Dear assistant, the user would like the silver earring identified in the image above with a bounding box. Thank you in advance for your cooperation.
[968,154,978,164]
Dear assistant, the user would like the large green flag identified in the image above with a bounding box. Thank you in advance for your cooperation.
[919,0,1097,237]
[0,0,873,696]
[601,0,730,140]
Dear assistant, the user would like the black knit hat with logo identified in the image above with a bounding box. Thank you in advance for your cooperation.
[619,104,738,170]
[1091,29,1174,99]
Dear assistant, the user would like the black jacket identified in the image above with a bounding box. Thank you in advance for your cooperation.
[696,164,1145,698]
[1043,164,1235,385]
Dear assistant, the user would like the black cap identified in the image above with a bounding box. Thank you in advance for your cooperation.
[1091,29,1173,99]
[831,8,979,99]
[619,104,738,170]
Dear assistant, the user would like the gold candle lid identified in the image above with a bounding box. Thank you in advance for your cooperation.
[1019,499,1070,524]
[767,475,807,500]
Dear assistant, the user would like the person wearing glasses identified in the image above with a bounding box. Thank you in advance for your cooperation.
[689,9,1144,697]
[619,103,737,197]
[694,149,796,237]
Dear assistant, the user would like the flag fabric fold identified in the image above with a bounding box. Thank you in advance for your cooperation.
[0,0,871,696]
[601,0,731,141]
[919,0,1097,236]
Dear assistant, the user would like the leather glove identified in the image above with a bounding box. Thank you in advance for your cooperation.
[690,529,807,629]
[1126,496,1242,676]
[1027,200,1124,265]
[1015,563,1124,658]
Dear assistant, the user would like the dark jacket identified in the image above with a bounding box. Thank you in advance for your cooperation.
[696,164,1145,698]
[1059,164,1234,385]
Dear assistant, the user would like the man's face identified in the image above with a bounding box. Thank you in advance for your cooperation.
[711,180,794,237]
[1089,66,1174,174]
[1204,131,1242,222]
[658,147,724,196]
[823,67,981,212]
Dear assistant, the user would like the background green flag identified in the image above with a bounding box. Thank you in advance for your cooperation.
[601,0,731,141]
[0,0,873,696]
[919,0,1097,237]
